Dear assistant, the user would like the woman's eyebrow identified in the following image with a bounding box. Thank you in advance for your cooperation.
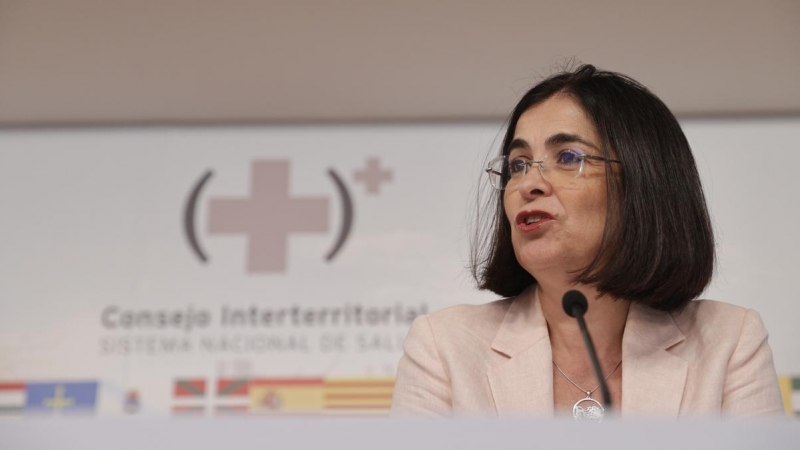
[508,138,531,152]
[546,132,599,151]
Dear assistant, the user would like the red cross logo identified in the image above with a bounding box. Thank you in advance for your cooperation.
[207,161,329,273]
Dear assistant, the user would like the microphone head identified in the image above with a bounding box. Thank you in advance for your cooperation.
[562,290,588,318]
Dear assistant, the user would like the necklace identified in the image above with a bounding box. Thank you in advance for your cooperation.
[553,360,621,422]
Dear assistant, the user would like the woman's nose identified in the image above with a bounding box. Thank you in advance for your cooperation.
[516,163,552,198]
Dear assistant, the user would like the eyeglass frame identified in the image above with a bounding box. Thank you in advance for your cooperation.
[485,153,621,191]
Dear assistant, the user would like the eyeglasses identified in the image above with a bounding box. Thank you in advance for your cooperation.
[485,148,621,190]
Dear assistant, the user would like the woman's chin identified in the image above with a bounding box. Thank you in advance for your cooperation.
[515,248,592,279]
[515,251,563,275]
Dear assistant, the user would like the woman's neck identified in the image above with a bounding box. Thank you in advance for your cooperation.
[535,279,630,361]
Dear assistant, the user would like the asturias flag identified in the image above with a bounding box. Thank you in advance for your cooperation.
[24,381,98,415]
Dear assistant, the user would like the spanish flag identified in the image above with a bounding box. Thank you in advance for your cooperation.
[249,378,325,415]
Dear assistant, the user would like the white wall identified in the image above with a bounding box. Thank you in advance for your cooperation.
[0,117,797,417]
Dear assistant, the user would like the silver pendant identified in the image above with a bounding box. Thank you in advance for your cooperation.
[572,391,604,421]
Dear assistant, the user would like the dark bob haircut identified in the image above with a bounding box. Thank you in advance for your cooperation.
[471,64,714,312]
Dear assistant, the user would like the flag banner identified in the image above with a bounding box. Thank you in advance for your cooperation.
[216,379,249,398]
[214,405,249,416]
[779,375,800,417]
[323,378,394,414]
[174,379,207,398]
[0,383,25,417]
[171,405,205,417]
[172,379,208,416]
[23,382,98,415]
[249,378,326,415]
[211,377,395,416]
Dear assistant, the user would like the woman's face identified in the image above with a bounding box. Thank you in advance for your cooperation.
[503,94,610,277]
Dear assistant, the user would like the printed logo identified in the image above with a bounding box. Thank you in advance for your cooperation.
[184,158,393,273]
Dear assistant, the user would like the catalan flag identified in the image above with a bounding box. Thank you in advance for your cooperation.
[778,375,800,417]
[323,378,394,415]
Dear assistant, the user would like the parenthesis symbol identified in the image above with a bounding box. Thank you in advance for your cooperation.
[184,170,213,263]
[325,168,354,262]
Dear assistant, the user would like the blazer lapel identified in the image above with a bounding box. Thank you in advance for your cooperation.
[486,289,554,417]
[621,303,688,419]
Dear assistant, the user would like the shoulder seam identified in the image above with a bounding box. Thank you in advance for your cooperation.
[728,308,755,367]
[421,315,453,384]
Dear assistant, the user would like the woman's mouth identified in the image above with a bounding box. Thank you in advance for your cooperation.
[515,210,554,232]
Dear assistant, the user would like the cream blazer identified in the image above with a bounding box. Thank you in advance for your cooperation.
[391,288,784,418]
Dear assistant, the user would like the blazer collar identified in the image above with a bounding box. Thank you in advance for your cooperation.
[486,288,689,418]
[621,302,688,418]
[487,287,554,417]
[489,286,548,358]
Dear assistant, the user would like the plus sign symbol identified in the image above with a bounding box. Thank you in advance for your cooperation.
[354,158,392,195]
[183,160,354,273]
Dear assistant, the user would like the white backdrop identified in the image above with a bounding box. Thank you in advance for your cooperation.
[0,118,798,418]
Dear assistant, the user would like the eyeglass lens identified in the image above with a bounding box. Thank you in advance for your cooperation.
[487,148,587,190]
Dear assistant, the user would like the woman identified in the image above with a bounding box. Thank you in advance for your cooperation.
[390,65,783,419]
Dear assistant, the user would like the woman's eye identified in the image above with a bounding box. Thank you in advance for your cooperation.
[555,149,583,166]
[508,158,529,174]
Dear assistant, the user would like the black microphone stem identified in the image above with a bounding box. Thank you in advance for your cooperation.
[573,309,613,409]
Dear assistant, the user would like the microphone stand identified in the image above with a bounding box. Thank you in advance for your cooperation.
[563,290,613,412]
[569,304,612,409]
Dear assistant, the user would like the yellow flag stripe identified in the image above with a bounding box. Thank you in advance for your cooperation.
[324,378,395,388]
[324,404,391,410]
[323,409,390,416]
[325,398,392,407]
[325,393,393,400]
[325,388,393,396]
[778,376,793,415]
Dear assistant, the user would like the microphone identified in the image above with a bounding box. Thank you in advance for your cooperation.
[562,290,612,410]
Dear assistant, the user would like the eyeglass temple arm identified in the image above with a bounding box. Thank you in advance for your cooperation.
[583,155,621,164]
